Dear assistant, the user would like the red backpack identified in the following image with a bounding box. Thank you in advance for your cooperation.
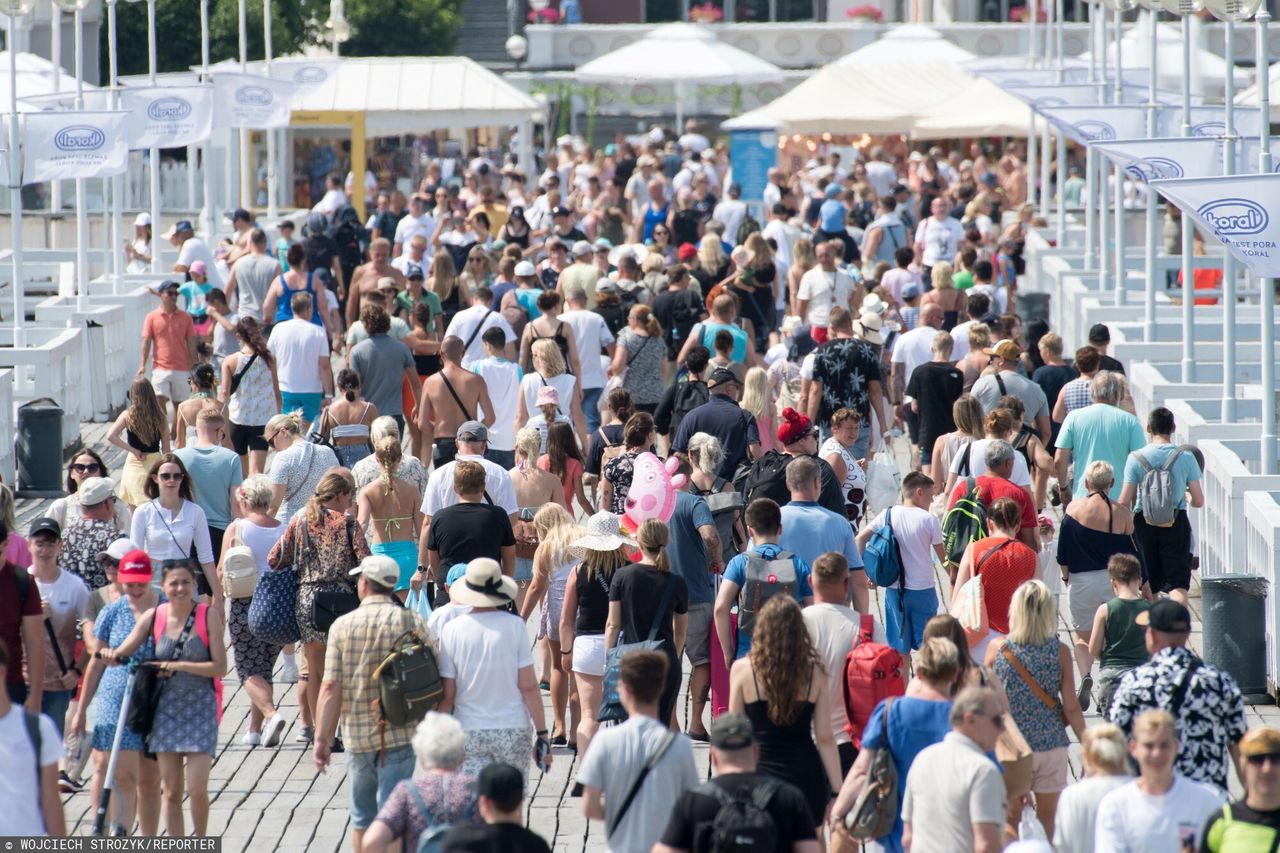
[842,614,906,748]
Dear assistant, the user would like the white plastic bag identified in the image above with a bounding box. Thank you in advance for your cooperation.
[1037,534,1061,595]
[1018,804,1048,842]
[864,442,901,517]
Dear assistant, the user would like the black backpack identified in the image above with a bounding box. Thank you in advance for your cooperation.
[670,380,710,439]
[735,450,793,507]
[695,778,780,852]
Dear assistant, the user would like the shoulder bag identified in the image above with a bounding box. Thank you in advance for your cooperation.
[597,573,677,723]
[839,696,899,844]
[309,514,362,633]
[999,639,1070,728]
[228,352,259,398]
[605,728,678,839]
[126,604,198,736]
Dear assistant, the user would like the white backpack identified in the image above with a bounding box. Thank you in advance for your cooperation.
[222,527,259,598]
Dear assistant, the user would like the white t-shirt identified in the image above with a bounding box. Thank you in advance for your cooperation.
[0,706,63,835]
[1094,776,1226,853]
[892,325,938,402]
[797,266,853,328]
[177,236,223,288]
[902,732,1007,853]
[576,715,699,853]
[969,282,1008,315]
[437,609,534,730]
[560,309,616,391]
[444,305,517,369]
[712,198,747,244]
[948,438,1033,489]
[865,506,942,589]
[949,320,975,362]
[803,603,886,745]
[520,371,578,424]
[268,318,329,394]
[470,357,523,452]
[427,601,472,638]
[391,254,432,278]
[393,213,436,254]
[914,216,965,267]
[313,188,346,218]
[1053,775,1131,853]
[34,569,90,691]
[422,454,517,518]
[865,161,897,199]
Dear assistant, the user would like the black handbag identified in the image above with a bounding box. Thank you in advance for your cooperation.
[126,606,198,736]
[305,514,360,633]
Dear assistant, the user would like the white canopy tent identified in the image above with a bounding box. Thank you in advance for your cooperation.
[0,51,98,112]
[1078,20,1249,97]
[574,23,783,126]
[1236,60,1280,120]
[835,24,976,67]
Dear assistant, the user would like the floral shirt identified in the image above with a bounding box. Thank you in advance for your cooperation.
[810,337,882,426]
[993,638,1069,753]
[374,772,479,850]
[603,448,642,515]
[59,519,123,591]
[268,507,370,585]
[1110,646,1247,791]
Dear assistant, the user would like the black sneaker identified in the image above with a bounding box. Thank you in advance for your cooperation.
[1078,673,1094,713]
[58,771,83,794]
[331,737,344,754]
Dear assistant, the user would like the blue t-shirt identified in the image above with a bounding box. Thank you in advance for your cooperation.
[179,281,212,320]
[723,543,812,658]
[859,696,954,851]
[778,501,862,569]
[697,322,749,363]
[1056,403,1146,500]
[667,491,717,605]
[819,199,848,233]
[175,444,244,529]
[514,288,542,320]
[490,280,517,312]
[1123,442,1202,513]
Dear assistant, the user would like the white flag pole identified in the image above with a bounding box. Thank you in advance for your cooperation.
[146,0,159,271]
[1258,8,1275,473]
[6,12,26,347]
[1143,8,1159,340]
[73,4,86,311]
[1222,19,1238,421]
[264,0,278,222]
[1113,6,1127,306]
[1179,12,1194,381]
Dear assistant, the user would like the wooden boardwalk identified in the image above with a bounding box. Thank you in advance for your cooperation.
[22,422,1276,848]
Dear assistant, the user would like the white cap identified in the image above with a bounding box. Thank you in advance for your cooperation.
[514,260,536,277]
[100,538,139,561]
[349,555,401,588]
[134,212,152,227]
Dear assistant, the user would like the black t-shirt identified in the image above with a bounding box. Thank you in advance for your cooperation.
[652,288,704,354]
[425,502,515,568]
[554,226,587,244]
[304,234,339,279]
[574,564,612,635]
[906,361,965,453]
[1200,800,1280,852]
[1033,363,1077,420]
[1098,353,1126,375]
[811,338,883,425]
[608,564,689,648]
[442,822,552,853]
[658,772,818,852]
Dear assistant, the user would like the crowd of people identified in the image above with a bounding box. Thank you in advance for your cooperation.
[2,123,1270,853]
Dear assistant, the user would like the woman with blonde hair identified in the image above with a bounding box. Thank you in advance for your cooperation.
[687,432,744,559]
[268,471,371,746]
[930,394,986,490]
[1053,723,1131,853]
[729,596,841,833]
[920,259,967,331]
[519,504,581,747]
[609,304,665,415]
[108,376,170,508]
[458,245,493,296]
[694,233,729,295]
[786,237,815,317]
[510,426,567,595]
[739,365,775,454]
[985,579,1087,840]
[560,511,636,758]
[265,411,338,521]
[356,436,423,599]
[428,250,463,329]
[517,338,587,439]
[606,518,689,725]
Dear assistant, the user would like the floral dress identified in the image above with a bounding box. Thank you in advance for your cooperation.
[994,637,1069,754]
[374,772,480,851]
[91,597,158,752]
[603,448,642,515]
[268,507,370,644]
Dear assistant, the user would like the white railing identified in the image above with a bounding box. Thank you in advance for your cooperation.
[0,369,14,486]
[1244,490,1280,686]
[1198,440,1280,579]
[0,325,85,452]
[34,299,130,419]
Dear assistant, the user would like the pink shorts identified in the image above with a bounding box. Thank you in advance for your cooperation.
[1032,746,1069,794]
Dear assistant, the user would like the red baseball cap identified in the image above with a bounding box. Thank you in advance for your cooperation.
[678,242,698,261]
[116,549,153,583]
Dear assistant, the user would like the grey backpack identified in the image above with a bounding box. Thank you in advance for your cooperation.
[737,550,796,636]
[1132,448,1184,527]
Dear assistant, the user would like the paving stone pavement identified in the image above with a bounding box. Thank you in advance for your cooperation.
[25,424,1279,848]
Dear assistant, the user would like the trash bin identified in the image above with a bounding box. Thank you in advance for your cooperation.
[1202,574,1273,703]
[17,397,65,498]
[1018,292,1051,326]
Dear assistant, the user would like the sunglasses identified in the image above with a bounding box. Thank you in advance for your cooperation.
[157,472,185,482]
[1247,754,1280,766]
[71,462,102,474]
[986,712,1006,729]
[268,429,283,444]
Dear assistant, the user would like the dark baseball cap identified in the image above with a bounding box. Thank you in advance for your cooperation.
[231,208,252,223]
[1136,599,1192,634]
[892,183,910,195]
[553,205,572,217]
[29,517,61,539]
[707,368,741,389]
[709,711,755,750]
[405,263,425,280]
[1088,323,1111,344]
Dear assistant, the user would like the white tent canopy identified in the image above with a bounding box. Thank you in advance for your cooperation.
[835,25,976,67]
[0,51,98,112]
[575,22,783,85]
[725,59,1032,138]
[1078,19,1249,96]
[1236,60,1280,119]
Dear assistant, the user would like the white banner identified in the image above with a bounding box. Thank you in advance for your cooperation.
[1090,137,1222,183]
[1005,84,1109,108]
[1156,106,1263,138]
[1236,138,1280,173]
[1039,105,1156,146]
[266,57,341,93]
[22,110,129,184]
[211,72,296,129]
[1151,173,1280,278]
[122,84,212,150]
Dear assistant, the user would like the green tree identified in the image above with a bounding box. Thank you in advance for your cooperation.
[337,0,465,57]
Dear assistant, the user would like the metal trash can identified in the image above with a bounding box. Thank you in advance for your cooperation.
[1018,291,1051,326]
[17,397,65,498]
[1202,574,1274,704]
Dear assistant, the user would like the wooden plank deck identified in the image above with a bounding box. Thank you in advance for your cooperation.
[24,423,1273,847]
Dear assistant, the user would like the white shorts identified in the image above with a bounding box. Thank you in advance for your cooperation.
[572,634,606,677]
[151,368,191,402]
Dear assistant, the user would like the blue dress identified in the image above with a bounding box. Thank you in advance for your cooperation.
[147,611,219,756]
[91,597,158,752]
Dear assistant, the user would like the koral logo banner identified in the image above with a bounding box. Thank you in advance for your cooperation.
[266,58,342,93]
[1156,106,1263,139]
[1038,105,1155,147]
[22,110,128,184]
[122,84,213,150]
[211,72,296,129]
[1090,137,1221,183]
[1152,173,1280,278]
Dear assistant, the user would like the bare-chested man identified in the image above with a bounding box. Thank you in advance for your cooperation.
[345,237,406,326]
[417,335,495,468]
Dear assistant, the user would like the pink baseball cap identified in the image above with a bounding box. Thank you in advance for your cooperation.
[189,260,207,276]
[536,385,561,407]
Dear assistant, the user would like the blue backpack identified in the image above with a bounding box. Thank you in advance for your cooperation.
[863,507,907,595]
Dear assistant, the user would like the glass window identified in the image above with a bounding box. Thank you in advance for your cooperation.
[776,0,817,19]
[646,0,683,20]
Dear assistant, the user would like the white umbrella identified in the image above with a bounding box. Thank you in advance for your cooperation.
[835,24,976,67]
[574,22,783,126]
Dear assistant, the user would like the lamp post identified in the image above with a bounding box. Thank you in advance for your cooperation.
[123,0,159,270]
[52,0,91,312]
[325,1,351,57]
[2,0,32,346]
[199,0,215,238]
[106,0,120,285]
[264,0,277,221]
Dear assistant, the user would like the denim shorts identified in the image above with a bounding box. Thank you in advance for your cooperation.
[884,586,939,653]
[346,743,415,829]
[515,556,535,583]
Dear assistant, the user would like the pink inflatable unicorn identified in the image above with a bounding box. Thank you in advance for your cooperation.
[620,451,687,533]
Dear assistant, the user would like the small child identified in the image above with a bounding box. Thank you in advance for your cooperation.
[179,260,214,336]
[900,281,921,331]
[1087,553,1151,719]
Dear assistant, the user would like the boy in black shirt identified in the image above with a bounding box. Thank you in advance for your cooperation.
[442,763,552,853]
[425,461,516,578]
